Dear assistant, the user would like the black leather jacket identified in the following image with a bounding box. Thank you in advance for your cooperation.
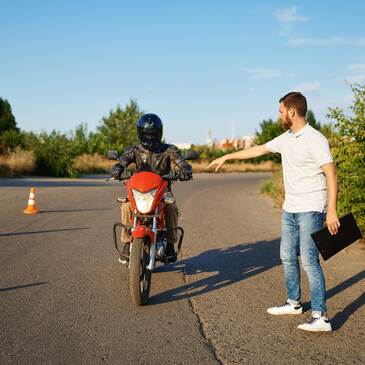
[118,143,192,178]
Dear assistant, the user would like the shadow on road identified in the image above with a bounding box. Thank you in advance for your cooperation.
[40,208,111,213]
[326,269,365,301]
[331,292,365,330]
[0,227,90,237]
[0,282,47,293]
[150,239,281,305]
[151,244,365,330]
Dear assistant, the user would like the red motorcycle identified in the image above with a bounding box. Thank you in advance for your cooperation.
[107,151,194,305]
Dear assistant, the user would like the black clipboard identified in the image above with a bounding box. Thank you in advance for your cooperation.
[311,213,363,261]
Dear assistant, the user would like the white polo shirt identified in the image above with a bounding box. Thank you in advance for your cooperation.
[265,124,333,213]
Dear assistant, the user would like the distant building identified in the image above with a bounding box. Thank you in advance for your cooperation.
[242,136,254,149]
[215,136,254,150]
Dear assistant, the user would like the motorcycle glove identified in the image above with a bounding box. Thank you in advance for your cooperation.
[111,163,124,179]
[178,166,193,181]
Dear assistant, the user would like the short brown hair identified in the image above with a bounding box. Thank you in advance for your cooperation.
[279,92,307,117]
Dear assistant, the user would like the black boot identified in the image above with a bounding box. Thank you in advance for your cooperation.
[165,243,177,263]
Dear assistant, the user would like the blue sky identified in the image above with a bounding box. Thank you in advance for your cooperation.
[1,1,365,144]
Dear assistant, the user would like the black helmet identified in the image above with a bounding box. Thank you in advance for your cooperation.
[136,113,163,150]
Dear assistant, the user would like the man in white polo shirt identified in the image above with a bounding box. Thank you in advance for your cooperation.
[208,92,340,332]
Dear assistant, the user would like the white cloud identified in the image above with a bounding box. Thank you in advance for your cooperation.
[287,36,365,47]
[340,63,365,83]
[346,63,365,71]
[354,38,365,46]
[344,74,365,83]
[293,81,320,93]
[274,6,309,23]
[244,68,282,79]
[288,36,344,46]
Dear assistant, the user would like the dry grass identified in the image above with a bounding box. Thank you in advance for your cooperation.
[191,160,279,173]
[260,169,285,208]
[73,154,279,175]
[73,153,115,174]
[0,151,280,177]
[0,149,36,177]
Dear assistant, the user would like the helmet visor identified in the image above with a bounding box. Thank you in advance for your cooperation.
[141,130,159,143]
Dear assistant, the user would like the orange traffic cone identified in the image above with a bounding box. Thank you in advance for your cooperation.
[24,187,38,215]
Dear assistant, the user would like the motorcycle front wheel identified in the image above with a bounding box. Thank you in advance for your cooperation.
[129,237,152,305]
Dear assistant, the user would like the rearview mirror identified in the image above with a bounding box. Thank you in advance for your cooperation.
[182,150,199,161]
[106,150,119,160]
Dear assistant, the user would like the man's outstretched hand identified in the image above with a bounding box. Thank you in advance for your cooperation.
[207,156,227,172]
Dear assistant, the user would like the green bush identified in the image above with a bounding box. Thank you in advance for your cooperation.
[260,169,284,207]
[1,129,25,152]
[327,83,365,233]
[32,131,78,177]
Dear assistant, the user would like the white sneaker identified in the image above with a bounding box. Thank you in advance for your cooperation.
[267,302,303,315]
[297,317,332,332]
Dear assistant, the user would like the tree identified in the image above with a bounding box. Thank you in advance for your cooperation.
[327,83,365,232]
[71,123,90,155]
[97,99,143,154]
[1,129,25,151]
[0,98,18,134]
[319,123,337,139]
[306,110,321,130]
[0,98,19,154]
[254,118,284,145]
[254,119,284,163]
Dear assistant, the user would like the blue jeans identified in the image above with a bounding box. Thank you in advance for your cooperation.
[280,210,327,313]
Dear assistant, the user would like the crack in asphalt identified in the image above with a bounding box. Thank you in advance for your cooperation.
[181,252,224,365]
[178,199,224,365]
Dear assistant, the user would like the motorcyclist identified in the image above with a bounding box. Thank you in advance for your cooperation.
[110,113,193,264]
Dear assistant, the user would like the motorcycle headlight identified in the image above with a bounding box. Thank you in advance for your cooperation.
[132,188,157,214]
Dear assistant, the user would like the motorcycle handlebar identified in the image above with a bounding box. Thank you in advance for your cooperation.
[106,172,191,182]
[105,172,132,182]
[162,174,179,181]
[163,174,193,182]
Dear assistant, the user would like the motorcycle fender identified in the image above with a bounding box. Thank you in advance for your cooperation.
[132,226,155,242]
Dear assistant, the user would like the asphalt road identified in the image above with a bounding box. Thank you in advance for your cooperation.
[0,173,364,365]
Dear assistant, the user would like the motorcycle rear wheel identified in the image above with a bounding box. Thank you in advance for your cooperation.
[129,237,152,305]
